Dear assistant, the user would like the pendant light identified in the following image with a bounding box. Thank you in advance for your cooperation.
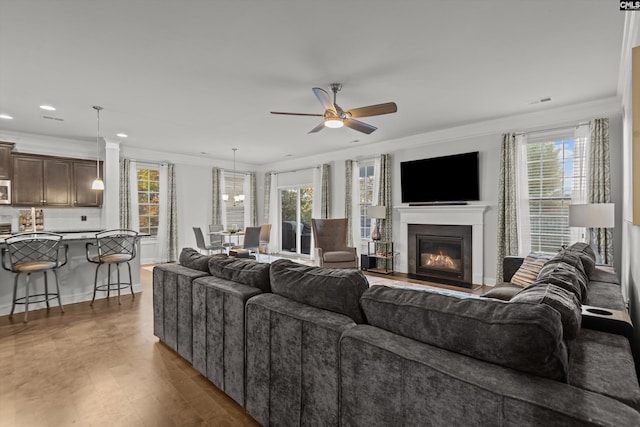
[91,106,105,190]
[223,148,244,205]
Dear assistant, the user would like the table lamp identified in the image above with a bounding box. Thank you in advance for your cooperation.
[568,203,615,264]
[367,205,386,241]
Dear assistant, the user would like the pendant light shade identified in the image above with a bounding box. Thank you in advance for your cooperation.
[92,106,104,191]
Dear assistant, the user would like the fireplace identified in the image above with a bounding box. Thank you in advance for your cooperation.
[408,224,472,287]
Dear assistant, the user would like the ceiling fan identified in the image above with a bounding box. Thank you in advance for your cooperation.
[271,83,397,134]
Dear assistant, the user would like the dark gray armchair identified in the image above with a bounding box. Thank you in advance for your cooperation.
[311,218,358,269]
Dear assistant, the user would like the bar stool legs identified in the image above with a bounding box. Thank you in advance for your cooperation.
[90,261,135,306]
[9,270,65,323]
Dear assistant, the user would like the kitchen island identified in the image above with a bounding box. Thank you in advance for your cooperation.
[0,231,143,317]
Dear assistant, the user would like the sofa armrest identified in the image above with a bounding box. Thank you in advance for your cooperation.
[503,256,524,283]
[581,305,634,341]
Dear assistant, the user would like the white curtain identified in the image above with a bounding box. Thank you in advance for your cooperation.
[350,160,361,248]
[129,160,140,232]
[311,167,321,260]
[571,124,590,243]
[220,173,227,230]
[515,134,531,255]
[156,163,169,262]
[268,173,281,253]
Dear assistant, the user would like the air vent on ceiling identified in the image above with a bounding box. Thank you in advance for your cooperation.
[42,115,64,121]
[528,97,552,105]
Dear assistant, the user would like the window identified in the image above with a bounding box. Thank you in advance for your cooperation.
[224,172,245,230]
[525,133,587,252]
[280,186,313,255]
[137,167,160,236]
[358,161,375,239]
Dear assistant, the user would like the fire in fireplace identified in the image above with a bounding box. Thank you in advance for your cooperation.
[408,224,472,287]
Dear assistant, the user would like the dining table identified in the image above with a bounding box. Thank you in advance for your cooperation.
[209,230,245,248]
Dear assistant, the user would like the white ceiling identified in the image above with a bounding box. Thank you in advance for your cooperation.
[0,1,625,165]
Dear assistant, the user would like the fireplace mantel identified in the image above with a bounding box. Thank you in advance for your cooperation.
[395,204,487,285]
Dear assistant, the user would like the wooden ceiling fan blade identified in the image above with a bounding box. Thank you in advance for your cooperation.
[271,111,324,117]
[312,87,337,115]
[346,102,397,118]
[344,118,377,134]
[308,122,325,134]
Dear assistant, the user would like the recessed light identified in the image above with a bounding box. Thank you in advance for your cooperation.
[39,105,56,111]
[0,114,13,120]
[116,133,128,138]
[284,154,293,157]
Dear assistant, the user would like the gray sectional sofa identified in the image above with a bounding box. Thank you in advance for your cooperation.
[153,245,640,426]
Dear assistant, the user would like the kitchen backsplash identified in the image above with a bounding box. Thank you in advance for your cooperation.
[0,207,102,232]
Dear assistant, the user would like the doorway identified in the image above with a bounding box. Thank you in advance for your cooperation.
[280,186,313,255]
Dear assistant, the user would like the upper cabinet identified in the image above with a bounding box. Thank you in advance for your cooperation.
[73,160,103,207]
[0,142,15,179]
[11,153,102,207]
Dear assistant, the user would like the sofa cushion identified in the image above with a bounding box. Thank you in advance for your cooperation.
[208,256,271,293]
[323,250,356,262]
[510,252,555,288]
[566,242,597,277]
[179,247,222,273]
[360,285,569,381]
[269,259,369,323]
[537,251,589,303]
[510,283,582,341]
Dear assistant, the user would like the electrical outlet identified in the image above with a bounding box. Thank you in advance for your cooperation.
[81,216,87,221]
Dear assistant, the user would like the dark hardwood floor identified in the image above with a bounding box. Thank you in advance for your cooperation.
[0,266,259,427]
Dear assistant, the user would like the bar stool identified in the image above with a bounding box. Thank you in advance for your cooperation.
[86,229,139,305]
[1,232,68,322]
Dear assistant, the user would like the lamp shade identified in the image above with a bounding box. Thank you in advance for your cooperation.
[367,205,386,219]
[568,203,615,228]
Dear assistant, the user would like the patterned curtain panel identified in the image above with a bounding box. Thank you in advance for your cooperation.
[377,154,392,242]
[211,168,222,225]
[321,163,330,218]
[250,172,258,225]
[344,160,353,246]
[167,163,178,262]
[119,157,130,229]
[496,133,519,283]
[588,118,613,264]
[263,172,271,224]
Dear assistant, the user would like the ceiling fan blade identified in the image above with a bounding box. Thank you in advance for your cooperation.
[343,118,377,134]
[271,111,324,117]
[308,122,325,134]
[346,102,397,118]
[312,87,337,115]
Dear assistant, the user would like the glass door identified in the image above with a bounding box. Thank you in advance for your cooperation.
[280,186,313,255]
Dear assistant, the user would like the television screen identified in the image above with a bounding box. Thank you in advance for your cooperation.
[400,151,480,204]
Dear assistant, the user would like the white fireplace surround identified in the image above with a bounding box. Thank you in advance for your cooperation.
[395,205,487,285]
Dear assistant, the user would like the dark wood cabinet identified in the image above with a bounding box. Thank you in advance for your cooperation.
[11,154,101,207]
[73,160,103,207]
[12,155,45,205]
[0,142,15,180]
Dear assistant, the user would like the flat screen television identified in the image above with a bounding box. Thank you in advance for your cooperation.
[400,151,480,204]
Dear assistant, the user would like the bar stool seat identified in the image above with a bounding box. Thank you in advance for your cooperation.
[86,229,139,305]
[1,232,69,322]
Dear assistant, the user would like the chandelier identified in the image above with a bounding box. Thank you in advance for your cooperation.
[222,148,244,205]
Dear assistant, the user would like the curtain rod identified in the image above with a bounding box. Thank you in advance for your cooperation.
[515,121,589,136]
[267,165,320,175]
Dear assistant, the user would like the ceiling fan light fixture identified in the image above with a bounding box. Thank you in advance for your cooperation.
[324,118,343,128]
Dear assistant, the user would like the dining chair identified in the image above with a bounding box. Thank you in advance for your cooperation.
[194,227,224,255]
[1,232,69,322]
[86,229,139,305]
[240,226,262,260]
[259,224,272,261]
[209,224,231,251]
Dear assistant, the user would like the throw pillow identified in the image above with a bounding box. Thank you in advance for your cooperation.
[538,250,589,303]
[510,252,555,288]
[510,283,582,341]
[480,284,523,301]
